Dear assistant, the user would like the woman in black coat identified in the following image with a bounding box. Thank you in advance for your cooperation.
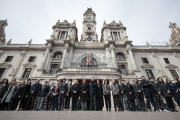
[64,81,72,111]
[9,81,25,110]
[0,78,9,99]
[132,79,145,111]
[71,80,79,111]
[80,79,89,111]
[157,77,177,112]
[19,81,31,110]
[166,78,180,107]
[125,80,136,111]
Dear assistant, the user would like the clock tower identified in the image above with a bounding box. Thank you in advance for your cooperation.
[0,20,8,43]
[80,8,98,42]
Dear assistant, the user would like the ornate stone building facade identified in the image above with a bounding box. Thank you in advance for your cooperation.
[0,8,180,86]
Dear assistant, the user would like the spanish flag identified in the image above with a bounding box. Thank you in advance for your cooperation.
[86,53,92,67]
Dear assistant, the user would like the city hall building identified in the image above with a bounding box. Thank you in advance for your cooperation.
[0,8,180,86]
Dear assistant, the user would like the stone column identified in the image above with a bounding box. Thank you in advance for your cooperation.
[173,52,180,68]
[110,44,118,69]
[59,30,62,39]
[68,47,74,63]
[108,29,112,40]
[60,43,69,68]
[120,29,125,40]
[117,32,120,40]
[151,52,167,79]
[126,44,138,71]
[41,44,51,69]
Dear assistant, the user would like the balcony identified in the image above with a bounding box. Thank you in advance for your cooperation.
[117,69,130,74]
[45,68,61,73]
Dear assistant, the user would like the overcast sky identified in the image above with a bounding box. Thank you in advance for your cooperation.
[1,0,180,45]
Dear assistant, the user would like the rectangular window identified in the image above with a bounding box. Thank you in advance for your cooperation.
[164,58,170,64]
[146,69,154,79]
[60,32,66,39]
[142,58,149,63]
[170,70,179,80]
[0,68,6,78]
[5,56,13,62]
[22,68,32,78]
[28,56,36,62]
[88,27,91,30]
[50,64,60,73]
[118,65,127,74]
[113,32,118,39]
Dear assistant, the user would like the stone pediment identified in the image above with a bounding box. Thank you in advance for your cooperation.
[23,62,36,68]
[53,20,76,28]
[104,20,124,28]
[141,63,154,69]
[0,62,12,68]
[165,64,178,70]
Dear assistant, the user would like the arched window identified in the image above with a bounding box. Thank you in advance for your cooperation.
[81,57,97,67]
[116,53,125,59]
[53,52,63,58]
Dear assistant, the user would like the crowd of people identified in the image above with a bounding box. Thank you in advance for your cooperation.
[0,76,180,112]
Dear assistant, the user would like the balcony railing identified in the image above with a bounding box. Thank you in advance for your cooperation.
[45,68,61,73]
[117,69,130,74]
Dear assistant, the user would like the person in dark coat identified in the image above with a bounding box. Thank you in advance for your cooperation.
[0,81,16,110]
[0,78,9,99]
[157,77,178,112]
[71,80,79,111]
[96,80,103,111]
[64,80,72,111]
[175,77,180,90]
[46,81,55,111]
[51,85,59,111]
[140,76,157,111]
[118,78,126,111]
[80,79,89,111]
[9,81,25,110]
[125,80,136,111]
[89,77,97,111]
[19,81,31,110]
[132,79,146,111]
[36,81,49,111]
[166,78,180,107]
[111,79,119,111]
[150,77,166,112]
[25,79,41,110]
[103,79,111,111]
[58,78,68,111]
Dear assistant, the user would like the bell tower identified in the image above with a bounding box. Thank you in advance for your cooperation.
[0,20,8,43]
[80,8,98,42]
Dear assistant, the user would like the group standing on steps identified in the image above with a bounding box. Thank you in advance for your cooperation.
[0,76,180,112]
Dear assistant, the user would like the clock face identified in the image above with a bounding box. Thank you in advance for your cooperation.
[87,17,91,20]
[0,28,3,36]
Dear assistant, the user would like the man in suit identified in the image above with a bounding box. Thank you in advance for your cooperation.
[89,77,97,111]
[96,80,103,111]
[36,81,49,111]
[25,79,41,110]
[46,81,55,111]
[59,78,68,111]
[111,79,119,111]
[118,78,126,111]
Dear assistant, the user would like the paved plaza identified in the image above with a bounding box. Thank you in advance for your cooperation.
[0,111,180,120]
